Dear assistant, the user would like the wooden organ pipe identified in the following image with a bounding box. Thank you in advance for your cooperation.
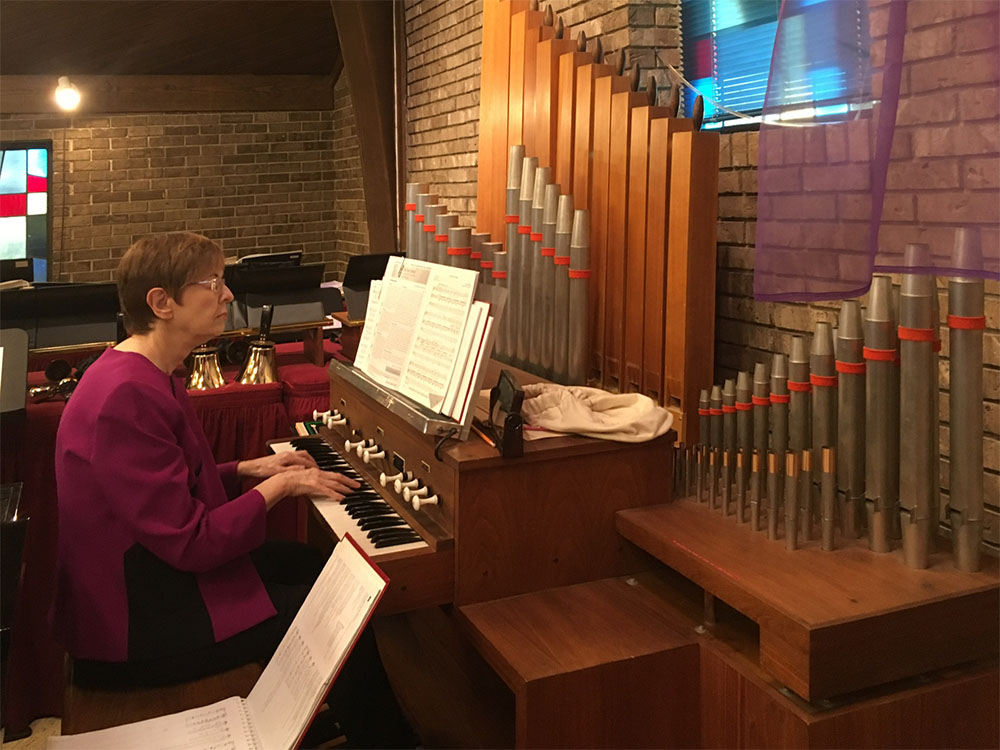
[534,23,577,171]
[603,64,646,391]
[572,43,615,211]
[643,90,692,401]
[624,75,670,394]
[589,53,630,379]
[477,0,529,243]
[554,32,593,196]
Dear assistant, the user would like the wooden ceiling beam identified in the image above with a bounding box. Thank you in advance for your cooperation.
[0,75,335,114]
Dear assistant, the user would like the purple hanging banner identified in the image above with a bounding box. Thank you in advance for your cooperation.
[754,0,999,301]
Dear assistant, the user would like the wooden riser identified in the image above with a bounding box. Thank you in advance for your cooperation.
[617,499,1000,701]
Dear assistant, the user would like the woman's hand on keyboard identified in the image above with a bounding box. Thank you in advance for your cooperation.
[237,451,318,480]
[257,468,362,510]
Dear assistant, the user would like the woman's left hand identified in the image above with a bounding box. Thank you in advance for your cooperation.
[237,451,319,480]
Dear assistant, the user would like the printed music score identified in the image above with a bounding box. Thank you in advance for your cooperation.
[48,537,388,750]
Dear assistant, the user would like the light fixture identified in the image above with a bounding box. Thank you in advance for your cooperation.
[54,76,81,111]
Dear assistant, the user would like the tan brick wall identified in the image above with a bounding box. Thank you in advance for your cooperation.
[0,110,339,281]
[330,73,370,279]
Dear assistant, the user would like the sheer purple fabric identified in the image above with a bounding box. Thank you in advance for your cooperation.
[755,0,999,301]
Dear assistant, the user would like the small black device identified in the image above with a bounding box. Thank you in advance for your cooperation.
[488,369,524,458]
[341,253,404,322]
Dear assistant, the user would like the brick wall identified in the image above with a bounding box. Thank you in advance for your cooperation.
[0,109,340,281]
[330,73,370,279]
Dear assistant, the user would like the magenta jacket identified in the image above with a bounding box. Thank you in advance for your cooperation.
[54,348,276,662]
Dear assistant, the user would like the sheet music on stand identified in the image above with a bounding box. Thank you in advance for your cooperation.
[346,257,506,442]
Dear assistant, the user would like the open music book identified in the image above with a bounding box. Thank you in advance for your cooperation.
[353,256,494,421]
[48,536,389,750]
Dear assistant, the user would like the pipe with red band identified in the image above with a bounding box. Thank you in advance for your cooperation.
[722,405,736,413]
[947,314,986,330]
[491,270,507,279]
[554,256,570,265]
[897,326,935,342]
[517,225,531,235]
[434,234,448,242]
[836,360,866,375]
[752,395,771,406]
[470,251,482,260]
[568,269,590,279]
[698,408,710,416]
[709,408,723,416]
[447,246,471,256]
[530,232,543,242]
[810,373,838,388]
[735,402,752,411]
[480,260,494,269]
[769,393,790,404]
[404,203,416,211]
[504,215,520,224]
[863,346,897,362]
[788,380,812,393]
[414,214,425,222]
[423,225,437,233]
[541,247,556,257]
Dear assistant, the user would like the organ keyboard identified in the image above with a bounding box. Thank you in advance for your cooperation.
[268,359,673,616]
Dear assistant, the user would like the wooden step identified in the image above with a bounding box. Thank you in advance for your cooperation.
[457,573,701,749]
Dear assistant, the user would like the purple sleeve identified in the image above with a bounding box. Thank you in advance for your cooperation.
[217,461,243,499]
[94,383,267,574]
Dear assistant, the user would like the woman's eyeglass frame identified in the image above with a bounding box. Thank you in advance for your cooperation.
[186,276,228,295]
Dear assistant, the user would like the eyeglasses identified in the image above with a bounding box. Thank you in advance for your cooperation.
[187,276,227,295]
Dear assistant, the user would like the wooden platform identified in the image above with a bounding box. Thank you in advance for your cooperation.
[616,499,1000,701]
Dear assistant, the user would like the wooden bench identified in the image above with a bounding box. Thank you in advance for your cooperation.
[62,660,262,736]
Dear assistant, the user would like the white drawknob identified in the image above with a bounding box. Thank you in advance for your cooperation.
[411,494,439,511]
[403,485,427,502]
[313,409,331,421]
[380,471,402,488]
[363,449,385,464]
[395,477,419,494]
[345,438,364,451]
[325,412,347,427]
[356,439,376,458]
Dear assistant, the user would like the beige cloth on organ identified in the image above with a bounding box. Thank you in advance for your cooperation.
[520,383,674,443]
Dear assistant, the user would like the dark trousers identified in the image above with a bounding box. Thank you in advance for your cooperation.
[73,540,414,748]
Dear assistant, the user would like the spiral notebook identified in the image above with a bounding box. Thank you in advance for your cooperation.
[48,535,389,750]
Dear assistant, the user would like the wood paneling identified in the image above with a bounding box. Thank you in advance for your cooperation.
[0,75,335,114]
[665,130,719,441]
[617,499,1000,700]
[507,9,546,157]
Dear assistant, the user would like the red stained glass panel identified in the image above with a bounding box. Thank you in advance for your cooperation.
[27,175,47,192]
[0,193,27,217]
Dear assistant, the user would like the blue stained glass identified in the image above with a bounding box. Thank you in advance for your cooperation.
[33,257,47,281]
[686,77,718,119]
[28,148,47,177]
[0,150,27,194]
[0,216,26,259]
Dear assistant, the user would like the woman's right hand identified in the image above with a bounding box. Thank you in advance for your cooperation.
[256,468,361,510]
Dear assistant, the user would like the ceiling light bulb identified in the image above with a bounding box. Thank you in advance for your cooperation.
[55,76,81,111]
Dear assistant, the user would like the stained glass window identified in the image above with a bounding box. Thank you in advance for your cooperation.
[681,0,864,128]
[0,141,52,280]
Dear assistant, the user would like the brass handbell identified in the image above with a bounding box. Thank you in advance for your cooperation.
[186,345,226,390]
[236,303,278,385]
